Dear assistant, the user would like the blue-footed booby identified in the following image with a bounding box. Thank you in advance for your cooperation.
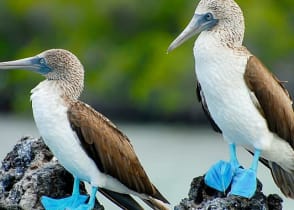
[0,49,170,210]
[168,0,294,199]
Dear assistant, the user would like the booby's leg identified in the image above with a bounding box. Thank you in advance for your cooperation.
[204,144,239,192]
[41,177,88,210]
[229,144,240,168]
[230,149,261,198]
[69,186,98,210]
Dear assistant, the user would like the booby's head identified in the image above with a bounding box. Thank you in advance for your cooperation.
[168,0,244,52]
[0,49,84,100]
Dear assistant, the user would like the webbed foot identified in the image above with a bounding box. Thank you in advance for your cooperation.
[66,203,94,210]
[41,194,89,210]
[65,186,98,210]
[204,160,234,192]
[229,166,257,198]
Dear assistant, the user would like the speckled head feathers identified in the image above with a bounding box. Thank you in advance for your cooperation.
[39,49,84,81]
[0,49,85,100]
[196,0,243,17]
[168,0,245,52]
[196,0,245,46]
[37,49,85,100]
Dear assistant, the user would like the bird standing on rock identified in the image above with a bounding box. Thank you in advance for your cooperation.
[0,49,170,210]
[168,0,294,199]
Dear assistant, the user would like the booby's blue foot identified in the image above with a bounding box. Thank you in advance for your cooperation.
[66,186,98,210]
[230,167,257,198]
[204,160,234,192]
[68,203,94,210]
[41,177,90,210]
[41,194,88,210]
[229,149,261,198]
[204,144,240,192]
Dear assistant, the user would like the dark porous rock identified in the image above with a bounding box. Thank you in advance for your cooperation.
[0,136,104,210]
[174,176,283,210]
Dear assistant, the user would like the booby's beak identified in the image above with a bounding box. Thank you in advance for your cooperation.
[0,56,51,74]
[167,13,218,53]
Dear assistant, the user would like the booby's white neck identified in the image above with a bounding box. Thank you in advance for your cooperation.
[31,79,80,104]
[193,30,249,100]
[194,31,223,56]
[195,30,243,51]
[31,80,61,97]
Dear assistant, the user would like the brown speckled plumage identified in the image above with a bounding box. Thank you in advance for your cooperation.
[197,0,244,47]
[41,49,84,101]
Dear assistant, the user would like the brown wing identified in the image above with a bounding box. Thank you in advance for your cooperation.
[244,55,294,198]
[244,55,294,146]
[67,101,168,202]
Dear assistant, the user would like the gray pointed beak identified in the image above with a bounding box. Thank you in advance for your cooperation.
[167,14,218,53]
[0,56,41,71]
[0,56,51,74]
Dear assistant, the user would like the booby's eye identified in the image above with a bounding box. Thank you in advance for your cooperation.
[205,13,214,21]
[39,58,46,65]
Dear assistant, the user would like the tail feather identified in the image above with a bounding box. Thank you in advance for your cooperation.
[141,197,170,210]
[151,184,170,204]
[139,184,170,210]
[269,162,294,198]
[98,188,144,210]
[247,149,294,198]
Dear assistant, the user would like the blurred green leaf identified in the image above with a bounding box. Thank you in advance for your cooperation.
[0,0,293,122]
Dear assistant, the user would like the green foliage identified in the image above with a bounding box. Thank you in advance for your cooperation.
[0,0,293,120]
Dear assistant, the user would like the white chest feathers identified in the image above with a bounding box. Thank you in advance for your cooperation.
[30,81,71,154]
[30,81,139,193]
[193,33,272,149]
[30,81,98,182]
[30,81,81,160]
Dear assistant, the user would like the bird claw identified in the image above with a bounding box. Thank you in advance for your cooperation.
[41,194,89,210]
[229,167,257,198]
[204,160,234,192]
